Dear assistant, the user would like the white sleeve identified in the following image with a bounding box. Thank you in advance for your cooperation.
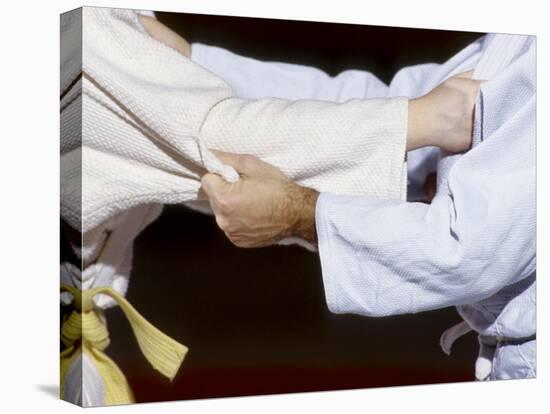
[190,42,484,201]
[191,43,390,101]
[315,35,536,317]
[70,8,408,233]
[316,149,535,317]
[200,95,408,199]
[191,43,406,198]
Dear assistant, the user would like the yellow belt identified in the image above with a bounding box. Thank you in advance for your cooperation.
[60,284,188,405]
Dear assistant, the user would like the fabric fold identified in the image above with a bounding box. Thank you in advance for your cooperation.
[62,7,408,235]
[60,7,410,405]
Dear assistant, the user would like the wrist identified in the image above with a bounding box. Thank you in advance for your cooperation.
[286,183,319,242]
[407,98,433,151]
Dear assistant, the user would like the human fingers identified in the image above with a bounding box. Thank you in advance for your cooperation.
[200,173,230,198]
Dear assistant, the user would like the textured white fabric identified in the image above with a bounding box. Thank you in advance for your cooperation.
[62,353,84,406]
[60,204,163,309]
[191,40,481,201]
[314,34,535,379]
[59,203,161,407]
[62,352,106,407]
[60,8,409,405]
[61,6,410,302]
[61,7,408,237]
[61,6,408,287]
[193,34,536,380]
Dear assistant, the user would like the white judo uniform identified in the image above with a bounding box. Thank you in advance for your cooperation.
[191,33,537,380]
[61,7,410,309]
[60,8,410,405]
[60,9,535,404]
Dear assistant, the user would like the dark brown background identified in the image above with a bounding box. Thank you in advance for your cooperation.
[64,10,485,403]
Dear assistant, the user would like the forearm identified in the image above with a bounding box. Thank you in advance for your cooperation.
[140,20,473,164]
[138,16,409,201]
[191,42,389,101]
[315,187,535,317]
[407,98,434,150]
[200,96,408,201]
[288,185,319,243]
[139,15,191,57]
[140,16,476,166]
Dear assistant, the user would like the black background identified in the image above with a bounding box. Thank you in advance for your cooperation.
[67,10,484,403]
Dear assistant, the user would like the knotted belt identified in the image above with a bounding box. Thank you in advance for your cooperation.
[60,284,188,405]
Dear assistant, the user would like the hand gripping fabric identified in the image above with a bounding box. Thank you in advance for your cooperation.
[61,7,408,235]
[60,7,408,405]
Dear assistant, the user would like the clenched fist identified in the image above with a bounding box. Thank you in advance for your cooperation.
[201,151,319,248]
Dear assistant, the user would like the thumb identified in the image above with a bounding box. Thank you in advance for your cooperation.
[201,173,230,197]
